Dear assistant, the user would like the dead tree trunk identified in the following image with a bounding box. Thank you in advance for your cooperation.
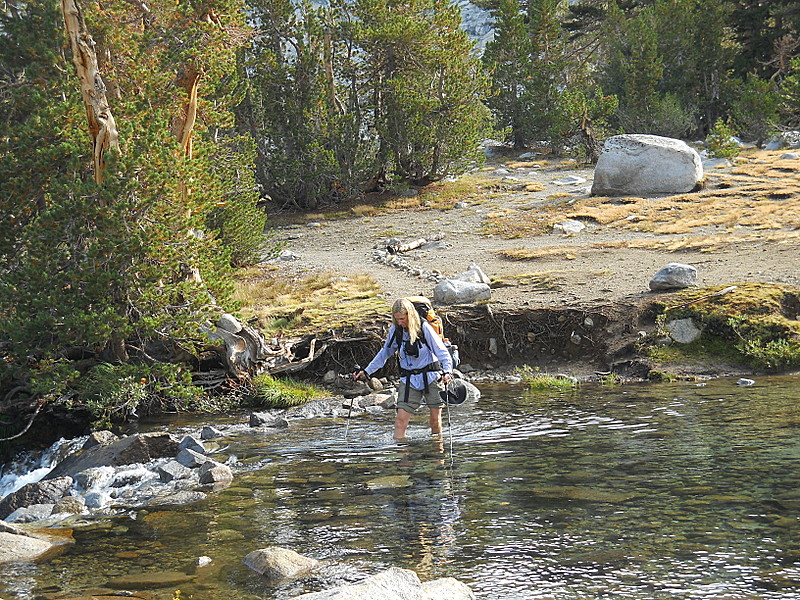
[60,0,120,185]
[172,67,201,160]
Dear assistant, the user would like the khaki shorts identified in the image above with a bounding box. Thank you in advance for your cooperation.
[396,379,445,413]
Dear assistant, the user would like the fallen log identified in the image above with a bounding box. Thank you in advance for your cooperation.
[387,238,427,254]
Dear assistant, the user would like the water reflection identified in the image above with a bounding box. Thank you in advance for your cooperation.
[2,375,800,599]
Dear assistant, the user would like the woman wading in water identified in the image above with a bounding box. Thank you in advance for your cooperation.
[356,298,454,441]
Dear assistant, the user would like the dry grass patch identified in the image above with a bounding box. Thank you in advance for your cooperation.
[351,204,381,217]
[498,246,583,261]
[514,271,566,290]
[526,181,546,192]
[484,149,800,240]
[506,160,546,169]
[233,268,388,335]
[497,230,800,261]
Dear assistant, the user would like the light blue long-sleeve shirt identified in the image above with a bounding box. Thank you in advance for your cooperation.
[365,321,453,390]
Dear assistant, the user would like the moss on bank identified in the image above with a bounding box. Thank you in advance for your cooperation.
[640,283,800,373]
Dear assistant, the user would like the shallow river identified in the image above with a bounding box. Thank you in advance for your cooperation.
[3,375,800,599]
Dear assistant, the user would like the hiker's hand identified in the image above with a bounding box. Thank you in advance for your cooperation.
[441,372,453,384]
[352,370,366,381]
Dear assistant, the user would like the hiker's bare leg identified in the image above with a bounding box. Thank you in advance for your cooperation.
[394,408,412,440]
[429,407,442,435]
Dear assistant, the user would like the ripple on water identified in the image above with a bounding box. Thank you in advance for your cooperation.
[3,377,800,600]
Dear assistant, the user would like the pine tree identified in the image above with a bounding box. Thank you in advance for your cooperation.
[357,0,491,183]
[600,1,695,136]
[482,0,535,148]
[727,0,799,79]
[0,0,268,416]
[780,58,800,127]
[482,0,572,150]
[242,0,355,209]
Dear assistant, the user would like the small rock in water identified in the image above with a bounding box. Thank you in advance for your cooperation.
[737,378,755,386]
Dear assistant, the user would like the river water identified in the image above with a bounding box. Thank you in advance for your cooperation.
[2,375,800,599]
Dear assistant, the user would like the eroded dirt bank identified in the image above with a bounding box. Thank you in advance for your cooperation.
[300,293,753,385]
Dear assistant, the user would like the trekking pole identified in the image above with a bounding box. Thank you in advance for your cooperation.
[344,364,361,441]
[446,400,454,468]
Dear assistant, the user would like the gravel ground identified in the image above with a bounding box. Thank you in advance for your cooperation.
[268,149,800,312]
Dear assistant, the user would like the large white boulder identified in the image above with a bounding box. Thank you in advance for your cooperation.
[591,134,703,196]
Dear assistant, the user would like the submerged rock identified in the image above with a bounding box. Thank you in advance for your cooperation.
[365,475,412,490]
[293,567,475,600]
[529,486,641,503]
[243,546,318,581]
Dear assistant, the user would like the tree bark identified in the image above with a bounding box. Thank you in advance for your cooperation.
[60,0,120,185]
[172,67,202,159]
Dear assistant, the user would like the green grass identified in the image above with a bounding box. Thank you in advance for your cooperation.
[516,365,579,390]
[640,282,800,373]
[248,373,326,408]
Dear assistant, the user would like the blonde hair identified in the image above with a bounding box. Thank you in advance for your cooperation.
[392,298,422,345]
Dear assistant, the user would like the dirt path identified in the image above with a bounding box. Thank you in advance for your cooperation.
[270,148,800,313]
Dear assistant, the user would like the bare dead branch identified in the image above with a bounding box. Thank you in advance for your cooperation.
[0,399,44,442]
[60,0,120,185]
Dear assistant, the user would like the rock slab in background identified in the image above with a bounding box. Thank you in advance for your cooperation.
[45,432,179,480]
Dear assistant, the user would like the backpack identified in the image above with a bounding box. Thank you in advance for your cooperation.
[393,296,460,367]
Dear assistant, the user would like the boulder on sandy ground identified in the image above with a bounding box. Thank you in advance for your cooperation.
[553,219,586,234]
[649,262,698,291]
[591,134,703,196]
[243,546,319,581]
[453,263,491,284]
[293,567,475,600]
[434,279,491,305]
